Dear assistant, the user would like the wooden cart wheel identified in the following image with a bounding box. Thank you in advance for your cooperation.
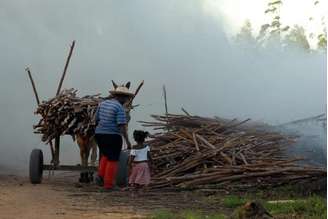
[115,150,129,187]
[29,149,44,184]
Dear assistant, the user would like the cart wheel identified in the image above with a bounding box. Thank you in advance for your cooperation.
[29,149,44,184]
[116,150,129,187]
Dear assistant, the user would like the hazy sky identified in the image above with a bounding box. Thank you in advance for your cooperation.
[0,0,326,171]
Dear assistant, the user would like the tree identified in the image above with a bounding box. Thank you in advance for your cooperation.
[317,33,327,50]
[256,0,289,46]
[236,0,326,51]
[235,20,256,44]
[316,17,327,50]
[284,25,310,50]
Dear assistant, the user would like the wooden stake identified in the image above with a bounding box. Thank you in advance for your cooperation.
[192,132,200,151]
[25,67,40,105]
[54,40,75,166]
[181,107,191,116]
[134,80,144,98]
[26,67,55,160]
[126,80,144,107]
[56,40,76,96]
[163,85,168,116]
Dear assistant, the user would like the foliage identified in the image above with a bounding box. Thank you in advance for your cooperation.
[151,210,176,219]
[265,196,327,218]
[150,195,326,219]
[235,20,256,44]
[256,0,289,46]
[317,33,327,49]
[235,0,326,51]
[222,195,247,208]
[150,210,226,219]
[284,25,310,50]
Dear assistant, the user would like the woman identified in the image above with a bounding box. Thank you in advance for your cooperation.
[94,82,133,190]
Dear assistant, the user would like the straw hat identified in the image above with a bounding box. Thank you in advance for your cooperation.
[109,85,134,97]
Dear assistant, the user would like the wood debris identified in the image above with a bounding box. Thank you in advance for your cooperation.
[34,88,103,143]
[139,113,326,189]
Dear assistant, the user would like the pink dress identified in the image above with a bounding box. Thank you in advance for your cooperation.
[129,146,151,185]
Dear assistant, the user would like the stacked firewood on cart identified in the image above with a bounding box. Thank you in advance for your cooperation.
[33,88,103,143]
[34,80,144,144]
[140,113,326,190]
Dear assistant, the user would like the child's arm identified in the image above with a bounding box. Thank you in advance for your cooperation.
[128,149,136,176]
[128,155,135,176]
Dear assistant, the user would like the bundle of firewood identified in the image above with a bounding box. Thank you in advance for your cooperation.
[33,89,103,143]
[140,114,326,189]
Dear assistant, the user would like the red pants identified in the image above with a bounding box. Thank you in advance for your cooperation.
[98,156,118,189]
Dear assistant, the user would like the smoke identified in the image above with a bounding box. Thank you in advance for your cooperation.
[0,0,326,174]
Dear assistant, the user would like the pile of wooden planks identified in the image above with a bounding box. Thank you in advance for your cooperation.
[33,88,103,143]
[140,113,326,189]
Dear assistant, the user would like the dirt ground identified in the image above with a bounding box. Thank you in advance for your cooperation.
[0,172,224,219]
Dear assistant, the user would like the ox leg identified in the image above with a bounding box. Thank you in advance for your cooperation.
[79,147,88,183]
[90,144,97,167]
[85,148,94,183]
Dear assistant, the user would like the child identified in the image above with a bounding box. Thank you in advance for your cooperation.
[128,130,152,189]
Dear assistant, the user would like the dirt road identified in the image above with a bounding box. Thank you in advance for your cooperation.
[0,173,222,219]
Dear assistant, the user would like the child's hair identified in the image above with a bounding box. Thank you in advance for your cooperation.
[133,130,149,143]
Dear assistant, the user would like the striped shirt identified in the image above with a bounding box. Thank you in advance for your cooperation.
[95,99,127,135]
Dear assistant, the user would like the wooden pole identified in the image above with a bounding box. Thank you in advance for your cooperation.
[54,40,75,166]
[163,85,168,116]
[126,80,144,107]
[181,107,191,116]
[56,40,76,96]
[163,85,169,132]
[25,67,55,160]
[25,67,40,105]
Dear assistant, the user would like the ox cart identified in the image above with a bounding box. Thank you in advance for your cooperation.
[29,147,129,186]
[26,41,142,186]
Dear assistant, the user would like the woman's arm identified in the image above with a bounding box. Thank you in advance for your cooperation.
[95,105,100,126]
[119,125,131,149]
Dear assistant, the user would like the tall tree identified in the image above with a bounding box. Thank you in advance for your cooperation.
[311,0,327,50]
[284,25,310,51]
[236,0,326,51]
[256,0,289,46]
[235,20,256,45]
[316,16,327,50]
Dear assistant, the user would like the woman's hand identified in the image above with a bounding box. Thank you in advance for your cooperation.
[126,140,132,150]
[119,124,132,150]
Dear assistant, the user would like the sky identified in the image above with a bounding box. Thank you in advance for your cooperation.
[0,0,326,172]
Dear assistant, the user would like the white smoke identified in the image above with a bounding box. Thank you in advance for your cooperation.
[0,0,325,173]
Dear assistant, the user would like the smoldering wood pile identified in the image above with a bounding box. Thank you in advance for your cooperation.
[33,88,103,143]
[140,114,326,190]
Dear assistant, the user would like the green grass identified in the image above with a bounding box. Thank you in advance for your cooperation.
[150,210,226,219]
[151,210,176,219]
[265,195,327,218]
[222,195,246,208]
[151,195,326,219]
[221,195,326,219]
